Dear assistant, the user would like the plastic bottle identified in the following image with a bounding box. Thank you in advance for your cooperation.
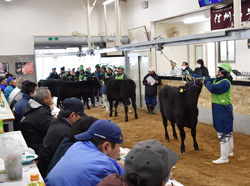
[0,119,3,134]
[0,97,4,107]
[27,173,46,186]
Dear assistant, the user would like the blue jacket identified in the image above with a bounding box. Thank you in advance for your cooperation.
[13,93,33,130]
[45,141,124,186]
[205,77,233,133]
[0,84,6,92]
[4,85,14,102]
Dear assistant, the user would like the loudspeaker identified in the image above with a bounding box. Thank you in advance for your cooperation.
[141,1,148,9]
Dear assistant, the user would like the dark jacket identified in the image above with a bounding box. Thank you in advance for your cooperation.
[47,72,59,80]
[97,174,135,186]
[13,93,33,131]
[193,66,209,77]
[142,73,161,96]
[38,115,72,178]
[20,99,54,155]
[46,137,74,175]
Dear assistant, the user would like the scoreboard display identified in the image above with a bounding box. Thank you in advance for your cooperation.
[199,0,228,7]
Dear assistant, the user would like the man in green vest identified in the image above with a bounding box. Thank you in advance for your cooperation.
[83,68,91,81]
[204,63,234,164]
[114,65,128,80]
[78,65,84,81]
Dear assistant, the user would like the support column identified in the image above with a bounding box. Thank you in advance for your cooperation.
[115,0,121,45]
[87,0,91,50]
[104,5,108,42]
[233,0,241,29]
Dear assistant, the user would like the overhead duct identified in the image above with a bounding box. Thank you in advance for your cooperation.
[34,36,129,49]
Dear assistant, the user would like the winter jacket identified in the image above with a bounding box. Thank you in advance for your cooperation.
[20,99,54,155]
[47,72,59,80]
[193,66,209,77]
[13,93,33,130]
[45,141,124,186]
[0,84,6,92]
[98,174,135,186]
[46,137,74,175]
[142,73,161,96]
[205,77,233,133]
[8,87,20,105]
[38,115,72,178]
[4,85,14,102]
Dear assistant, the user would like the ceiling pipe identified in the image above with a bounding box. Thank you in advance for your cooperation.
[104,5,108,42]
[115,0,122,45]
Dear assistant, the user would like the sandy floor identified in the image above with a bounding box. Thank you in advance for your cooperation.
[84,106,250,186]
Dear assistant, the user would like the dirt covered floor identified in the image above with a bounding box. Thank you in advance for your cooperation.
[84,106,250,186]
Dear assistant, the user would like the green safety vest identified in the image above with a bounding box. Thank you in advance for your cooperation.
[212,79,232,105]
[115,73,124,80]
[79,74,84,81]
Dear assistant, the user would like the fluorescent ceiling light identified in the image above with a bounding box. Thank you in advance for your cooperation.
[6,0,12,1]
[103,0,115,5]
[183,16,208,24]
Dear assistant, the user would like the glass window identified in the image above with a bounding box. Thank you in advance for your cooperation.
[219,40,235,62]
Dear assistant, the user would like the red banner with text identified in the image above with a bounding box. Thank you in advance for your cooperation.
[211,1,250,31]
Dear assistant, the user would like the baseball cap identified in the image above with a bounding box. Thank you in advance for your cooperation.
[95,64,100,68]
[74,119,123,144]
[124,139,178,186]
[61,66,65,70]
[62,97,85,116]
[148,67,155,72]
[52,68,56,70]
[6,77,14,85]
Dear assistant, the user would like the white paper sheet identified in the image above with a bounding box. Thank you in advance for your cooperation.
[146,76,155,86]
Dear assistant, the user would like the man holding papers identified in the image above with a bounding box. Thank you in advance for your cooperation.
[142,67,161,114]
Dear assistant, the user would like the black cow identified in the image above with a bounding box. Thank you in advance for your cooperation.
[106,79,138,122]
[159,78,203,154]
[57,78,100,109]
[38,79,60,97]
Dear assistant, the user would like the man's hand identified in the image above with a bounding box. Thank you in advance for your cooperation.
[155,80,159,84]
[147,82,151,85]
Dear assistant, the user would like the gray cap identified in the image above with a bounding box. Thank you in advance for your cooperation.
[124,139,178,186]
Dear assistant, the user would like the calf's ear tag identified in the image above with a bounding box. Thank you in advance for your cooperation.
[180,88,183,93]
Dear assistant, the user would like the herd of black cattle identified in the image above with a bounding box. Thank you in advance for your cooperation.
[39,77,203,153]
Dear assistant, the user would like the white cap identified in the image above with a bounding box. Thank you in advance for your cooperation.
[67,67,71,71]
[148,67,155,72]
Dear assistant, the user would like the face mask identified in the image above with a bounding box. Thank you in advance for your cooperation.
[197,64,201,68]
[181,66,186,70]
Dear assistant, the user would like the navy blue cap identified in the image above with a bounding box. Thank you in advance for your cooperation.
[6,77,14,85]
[62,97,85,116]
[52,68,56,70]
[61,66,65,70]
[75,119,123,144]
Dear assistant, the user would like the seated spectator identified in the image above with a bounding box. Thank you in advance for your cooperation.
[4,77,16,102]
[10,80,30,109]
[20,87,54,155]
[46,116,98,177]
[8,77,26,108]
[45,119,124,186]
[0,76,7,92]
[181,62,193,76]
[193,59,209,77]
[13,81,37,131]
[170,61,182,76]
[98,139,178,186]
[38,97,85,178]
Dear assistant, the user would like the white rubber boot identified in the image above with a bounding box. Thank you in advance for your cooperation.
[229,137,234,157]
[212,141,229,164]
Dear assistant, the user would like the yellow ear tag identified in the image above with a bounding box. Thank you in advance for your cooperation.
[180,89,183,93]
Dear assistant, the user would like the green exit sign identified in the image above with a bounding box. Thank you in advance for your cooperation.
[48,37,59,41]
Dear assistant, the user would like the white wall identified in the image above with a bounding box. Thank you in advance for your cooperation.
[0,0,127,56]
[125,0,200,31]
